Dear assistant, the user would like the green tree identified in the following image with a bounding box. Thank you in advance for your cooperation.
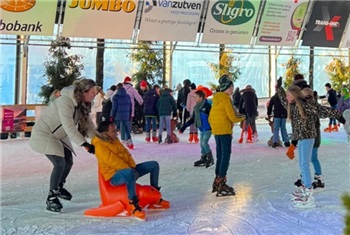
[208,47,241,90]
[343,194,350,235]
[128,41,164,86]
[325,58,350,91]
[39,37,84,103]
[283,56,302,88]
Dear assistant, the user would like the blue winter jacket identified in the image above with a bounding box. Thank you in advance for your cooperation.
[143,88,159,116]
[180,100,212,132]
[110,88,132,121]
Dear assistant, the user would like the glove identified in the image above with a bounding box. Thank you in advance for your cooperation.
[109,116,114,122]
[82,142,95,154]
[338,115,346,125]
[276,76,282,88]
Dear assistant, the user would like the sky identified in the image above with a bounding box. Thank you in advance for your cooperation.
[1,120,350,235]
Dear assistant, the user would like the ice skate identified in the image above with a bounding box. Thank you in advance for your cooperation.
[148,198,170,210]
[158,135,162,144]
[194,154,206,167]
[205,152,214,168]
[46,189,63,212]
[216,177,236,197]
[151,131,158,142]
[312,175,325,190]
[188,133,194,143]
[58,183,72,201]
[193,134,199,143]
[128,196,146,221]
[212,176,219,193]
[145,132,150,142]
[126,139,134,150]
[293,187,316,209]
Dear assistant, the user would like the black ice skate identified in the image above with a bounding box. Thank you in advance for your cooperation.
[58,184,72,201]
[205,152,214,168]
[312,175,325,189]
[46,189,63,212]
[194,155,206,167]
[216,177,236,197]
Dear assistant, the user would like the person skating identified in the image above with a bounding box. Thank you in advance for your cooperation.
[209,75,245,197]
[29,79,97,212]
[157,88,177,144]
[92,121,170,220]
[143,84,161,143]
[179,89,214,168]
[276,77,345,208]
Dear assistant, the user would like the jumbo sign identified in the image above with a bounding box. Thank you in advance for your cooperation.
[68,0,136,13]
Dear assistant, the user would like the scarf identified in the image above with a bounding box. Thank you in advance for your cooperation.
[193,99,206,128]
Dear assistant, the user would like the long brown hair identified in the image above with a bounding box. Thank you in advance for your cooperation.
[73,78,96,136]
[287,85,307,120]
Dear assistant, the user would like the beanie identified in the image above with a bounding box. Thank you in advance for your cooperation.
[140,80,147,88]
[190,83,196,90]
[219,75,233,92]
[123,76,132,84]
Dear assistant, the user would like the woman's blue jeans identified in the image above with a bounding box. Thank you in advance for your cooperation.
[145,116,157,132]
[110,161,160,200]
[159,115,171,136]
[298,138,315,188]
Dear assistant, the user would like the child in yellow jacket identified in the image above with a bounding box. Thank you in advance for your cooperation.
[209,75,245,197]
[92,121,169,220]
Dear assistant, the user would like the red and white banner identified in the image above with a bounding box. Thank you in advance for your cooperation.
[255,0,309,46]
[0,0,57,36]
[201,0,261,44]
[138,0,203,42]
[62,0,138,39]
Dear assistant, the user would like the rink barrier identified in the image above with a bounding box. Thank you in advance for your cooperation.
[0,104,47,139]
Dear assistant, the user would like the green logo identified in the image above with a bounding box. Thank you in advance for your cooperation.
[211,0,255,25]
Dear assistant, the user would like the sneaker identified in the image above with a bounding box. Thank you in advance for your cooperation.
[293,188,316,209]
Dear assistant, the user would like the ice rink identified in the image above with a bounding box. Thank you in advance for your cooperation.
[1,120,349,235]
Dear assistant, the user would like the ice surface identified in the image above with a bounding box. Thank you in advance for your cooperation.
[1,120,349,235]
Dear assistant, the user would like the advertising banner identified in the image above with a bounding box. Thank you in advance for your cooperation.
[340,23,350,48]
[138,0,203,42]
[302,1,350,48]
[0,106,27,133]
[201,0,261,44]
[62,0,138,39]
[256,0,309,46]
[0,0,57,36]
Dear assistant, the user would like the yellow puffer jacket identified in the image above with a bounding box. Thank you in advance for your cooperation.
[209,92,245,135]
[92,136,136,181]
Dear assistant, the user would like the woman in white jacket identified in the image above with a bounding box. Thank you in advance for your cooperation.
[29,79,97,212]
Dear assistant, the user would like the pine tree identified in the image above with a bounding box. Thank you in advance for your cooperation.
[39,37,84,103]
[128,41,163,86]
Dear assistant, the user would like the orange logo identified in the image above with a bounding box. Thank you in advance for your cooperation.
[0,0,36,12]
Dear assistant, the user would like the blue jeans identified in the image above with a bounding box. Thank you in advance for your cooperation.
[329,105,337,125]
[145,116,157,132]
[115,120,131,140]
[110,161,159,200]
[311,147,321,176]
[214,135,232,178]
[273,118,289,143]
[200,130,212,155]
[298,138,315,188]
[159,115,171,137]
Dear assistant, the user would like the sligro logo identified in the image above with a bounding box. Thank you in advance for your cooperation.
[211,0,255,25]
[68,0,136,13]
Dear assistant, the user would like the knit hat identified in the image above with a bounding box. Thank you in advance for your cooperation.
[342,87,350,100]
[123,76,132,84]
[140,80,147,88]
[190,83,196,90]
[219,75,233,92]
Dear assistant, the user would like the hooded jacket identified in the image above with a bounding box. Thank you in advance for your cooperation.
[92,134,136,181]
[209,92,245,135]
[110,88,132,121]
[29,85,96,157]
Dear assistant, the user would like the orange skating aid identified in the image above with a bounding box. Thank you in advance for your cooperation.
[84,169,169,218]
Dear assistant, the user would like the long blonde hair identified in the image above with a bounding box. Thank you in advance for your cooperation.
[287,85,307,120]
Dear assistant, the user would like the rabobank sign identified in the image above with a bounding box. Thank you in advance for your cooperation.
[144,0,202,13]
[211,0,255,25]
